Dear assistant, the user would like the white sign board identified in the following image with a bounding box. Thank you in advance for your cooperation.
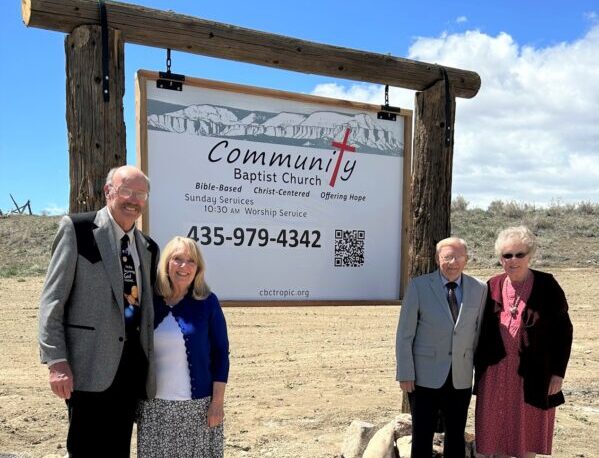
[137,71,410,303]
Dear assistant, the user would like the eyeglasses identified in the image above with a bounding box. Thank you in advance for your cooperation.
[501,252,528,259]
[170,256,196,267]
[440,255,466,262]
[112,185,149,201]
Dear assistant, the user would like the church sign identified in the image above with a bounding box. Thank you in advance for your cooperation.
[136,70,411,303]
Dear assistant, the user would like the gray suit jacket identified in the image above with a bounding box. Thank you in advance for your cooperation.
[395,270,487,389]
[39,207,157,396]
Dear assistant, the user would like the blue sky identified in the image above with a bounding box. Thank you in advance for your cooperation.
[1,0,598,214]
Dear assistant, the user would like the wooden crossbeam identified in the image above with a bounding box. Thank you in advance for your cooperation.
[22,0,481,98]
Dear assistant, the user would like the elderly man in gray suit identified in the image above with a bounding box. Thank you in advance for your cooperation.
[39,165,159,457]
[396,237,487,458]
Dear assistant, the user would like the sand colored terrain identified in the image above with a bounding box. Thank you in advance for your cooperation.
[0,268,597,457]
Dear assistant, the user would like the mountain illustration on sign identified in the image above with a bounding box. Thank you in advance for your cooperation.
[147,101,403,157]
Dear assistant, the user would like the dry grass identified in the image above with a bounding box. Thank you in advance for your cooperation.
[451,200,599,268]
[0,215,59,277]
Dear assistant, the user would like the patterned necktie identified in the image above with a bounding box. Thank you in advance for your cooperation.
[121,234,140,333]
[446,281,459,322]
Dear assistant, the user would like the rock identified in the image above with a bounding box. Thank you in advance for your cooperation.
[407,430,483,457]
[360,415,480,458]
[464,432,475,458]
[360,413,412,458]
[362,421,396,458]
[393,414,412,439]
[396,435,412,457]
[341,420,376,458]
[430,432,444,456]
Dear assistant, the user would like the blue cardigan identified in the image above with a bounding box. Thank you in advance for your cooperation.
[154,292,230,399]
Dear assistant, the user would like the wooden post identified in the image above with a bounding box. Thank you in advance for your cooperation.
[401,78,456,413]
[66,24,126,213]
[409,79,455,277]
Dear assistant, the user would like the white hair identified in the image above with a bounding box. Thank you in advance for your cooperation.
[436,237,469,255]
[494,226,537,257]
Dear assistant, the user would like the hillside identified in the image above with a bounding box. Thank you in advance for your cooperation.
[0,214,60,277]
[450,200,599,267]
[0,201,598,277]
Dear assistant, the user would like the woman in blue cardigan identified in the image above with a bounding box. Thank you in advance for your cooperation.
[137,236,230,457]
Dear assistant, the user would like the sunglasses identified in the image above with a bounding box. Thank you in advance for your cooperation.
[501,252,528,259]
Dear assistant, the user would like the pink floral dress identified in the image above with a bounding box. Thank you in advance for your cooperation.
[475,274,556,457]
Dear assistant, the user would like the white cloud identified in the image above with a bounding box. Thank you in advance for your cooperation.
[311,25,599,208]
[311,82,414,110]
[40,204,67,216]
[456,16,468,24]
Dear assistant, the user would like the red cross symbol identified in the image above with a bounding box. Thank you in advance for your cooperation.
[329,128,356,187]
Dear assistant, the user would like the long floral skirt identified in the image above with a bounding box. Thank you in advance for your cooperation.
[137,397,224,458]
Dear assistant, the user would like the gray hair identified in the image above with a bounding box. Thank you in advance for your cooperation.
[436,237,468,255]
[494,225,537,257]
[105,166,150,190]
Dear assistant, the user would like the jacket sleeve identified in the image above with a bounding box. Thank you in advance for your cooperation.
[38,216,78,364]
[548,276,573,378]
[396,279,419,381]
[209,294,230,383]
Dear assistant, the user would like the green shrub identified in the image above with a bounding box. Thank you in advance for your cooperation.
[451,195,469,212]
[577,201,599,215]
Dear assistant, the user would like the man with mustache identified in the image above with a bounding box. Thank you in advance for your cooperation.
[39,165,159,457]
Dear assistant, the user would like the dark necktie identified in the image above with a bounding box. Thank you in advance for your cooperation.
[446,281,459,322]
[121,234,140,333]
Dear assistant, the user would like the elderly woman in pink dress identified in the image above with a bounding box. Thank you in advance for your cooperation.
[473,226,573,457]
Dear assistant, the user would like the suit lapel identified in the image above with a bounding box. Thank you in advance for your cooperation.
[94,208,124,312]
[455,274,475,326]
[428,271,455,324]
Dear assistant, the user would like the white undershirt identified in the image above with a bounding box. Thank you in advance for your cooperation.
[154,311,192,400]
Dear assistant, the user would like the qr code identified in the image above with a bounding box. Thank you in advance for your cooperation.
[334,230,365,267]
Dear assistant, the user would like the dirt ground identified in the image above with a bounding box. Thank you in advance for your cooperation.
[0,268,597,458]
